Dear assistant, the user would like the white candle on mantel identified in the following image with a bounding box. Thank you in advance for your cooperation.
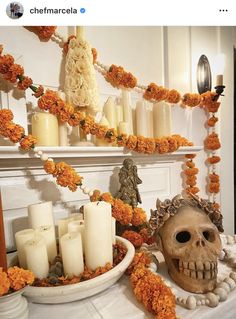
[111,217,116,245]
[36,225,57,263]
[103,97,117,129]
[136,100,148,136]
[118,121,130,135]
[153,102,172,138]
[84,201,113,270]
[60,232,84,278]
[25,236,49,279]
[31,112,59,146]
[68,220,85,252]
[28,201,54,229]
[15,229,35,269]
[96,115,111,147]
[58,217,73,239]
[121,90,133,134]
[147,108,154,138]
[58,91,68,146]
[116,104,123,127]
[216,74,223,86]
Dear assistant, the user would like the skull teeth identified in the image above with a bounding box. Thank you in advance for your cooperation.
[176,259,217,280]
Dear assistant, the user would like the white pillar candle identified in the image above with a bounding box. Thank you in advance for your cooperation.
[24,236,49,279]
[153,102,172,138]
[136,100,148,136]
[58,217,73,239]
[69,213,83,221]
[68,220,85,252]
[31,112,59,146]
[60,232,84,278]
[28,201,54,229]
[216,74,223,86]
[111,217,116,245]
[58,122,68,146]
[15,229,35,269]
[116,104,123,127]
[118,121,130,135]
[147,108,154,138]
[121,90,133,134]
[103,97,117,129]
[96,115,111,147]
[84,201,113,270]
[36,225,57,263]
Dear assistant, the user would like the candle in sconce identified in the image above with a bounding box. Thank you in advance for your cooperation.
[15,229,36,269]
[36,225,57,263]
[215,53,225,86]
[24,235,49,279]
[121,90,133,134]
[84,201,113,270]
[136,100,148,136]
[68,220,85,252]
[118,121,130,135]
[216,75,223,86]
[28,201,54,229]
[103,97,117,129]
[111,217,116,245]
[60,232,84,278]
[153,102,172,138]
[31,112,59,146]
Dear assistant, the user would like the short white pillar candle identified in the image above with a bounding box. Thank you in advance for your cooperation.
[36,225,57,263]
[28,201,54,229]
[15,229,35,269]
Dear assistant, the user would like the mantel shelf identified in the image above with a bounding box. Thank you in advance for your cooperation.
[0,145,203,160]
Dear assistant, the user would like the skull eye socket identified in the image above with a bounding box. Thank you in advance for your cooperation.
[176,231,191,243]
[203,230,215,242]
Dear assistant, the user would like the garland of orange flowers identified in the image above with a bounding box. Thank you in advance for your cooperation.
[184,154,199,195]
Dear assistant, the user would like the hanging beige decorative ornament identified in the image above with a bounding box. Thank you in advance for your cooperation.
[65,27,100,145]
[149,194,223,294]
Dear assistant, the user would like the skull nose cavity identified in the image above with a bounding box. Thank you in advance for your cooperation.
[196,239,205,247]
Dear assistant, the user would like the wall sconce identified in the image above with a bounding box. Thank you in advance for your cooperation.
[197,55,212,94]
[214,53,225,96]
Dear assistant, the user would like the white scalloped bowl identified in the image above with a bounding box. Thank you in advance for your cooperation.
[23,236,135,304]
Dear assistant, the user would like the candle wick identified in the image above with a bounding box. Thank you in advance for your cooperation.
[97,202,100,206]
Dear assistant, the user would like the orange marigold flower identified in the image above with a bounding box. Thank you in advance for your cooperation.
[0,54,14,74]
[68,110,85,127]
[206,155,221,164]
[32,85,44,98]
[105,64,137,89]
[167,136,179,152]
[204,132,221,150]
[3,64,24,83]
[92,48,97,64]
[186,176,197,187]
[207,116,218,127]
[182,93,201,107]
[127,251,152,276]
[0,109,13,123]
[185,154,196,159]
[186,186,200,194]
[5,123,25,143]
[100,192,114,205]
[165,89,181,104]
[213,202,220,210]
[126,135,138,150]
[105,128,118,143]
[0,268,10,296]
[122,230,143,248]
[186,160,195,168]
[58,103,74,123]
[131,207,147,226]
[208,182,220,194]
[80,115,95,135]
[156,137,169,154]
[44,160,56,174]
[184,167,199,176]
[38,89,59,111]
[209,173,220,183]
[35,26,57,40]
[112,198,133,225]
[143,83,169,102]
[172,134,193,146]
[17,76,33,90]
[135,136,146,153]
[19,134,37,151]
[117,133,128,147]
[7,266,34,291]
[145,138,156,154]
[90,189,101,202]
[139,228,150,243]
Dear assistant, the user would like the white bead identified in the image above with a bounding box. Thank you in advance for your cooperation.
[213,287,228,301]
[37,150,43,156]
[217,282,231,293]
[206,293,219,307]
[219,250,225,261]
[149,262,157,272]
[40,153,48,161]
[83,187,90,194]
[80,185,86,190]
[89,191,94,197]
[224,277,236,290]
[186,296,197,310]
[227,235,234,245]
[48,158,54,162]
[230,272,236,282]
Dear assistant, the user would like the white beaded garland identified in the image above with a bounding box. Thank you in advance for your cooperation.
[48,158,54,162]
[83,187,90,194]
[40,153,48,161]
[88,191,94,197]
[217,282,231,293]
[213,287,228,301]
[224,277,236,290]
[37,150,43,156]
[186,296,197,310]
[206,292,219,307]
[80,185,86,191]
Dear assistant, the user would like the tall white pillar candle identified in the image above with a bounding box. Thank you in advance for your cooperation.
[31,112,59,146]
[58,217,73,239]
[111,217,116,245]
[15,229,35,269]
[121,90,133,134]
[103,97,117,129]
[25,236,49,279]
[60,232,84,278]
[68,220,85,252]
[136,100,148,136]
[147,108,154,138]
[153,102,172,138]
[28,201,54,229]
[84,201,113,270]
[116,104,123,127]
[36,225,57,263]
[118,121,130,135]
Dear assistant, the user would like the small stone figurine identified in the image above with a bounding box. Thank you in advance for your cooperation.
[116,158,142,208]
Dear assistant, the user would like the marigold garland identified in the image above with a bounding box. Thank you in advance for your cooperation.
[105,64,137,89]
[184,154,199,195]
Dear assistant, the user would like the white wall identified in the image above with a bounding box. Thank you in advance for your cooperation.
[0,26,235,250]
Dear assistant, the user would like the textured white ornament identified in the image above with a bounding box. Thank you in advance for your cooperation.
[213,287,228,301]
[186,296,197,310]
[224,277,236,290]
[206,293,219,307]
[217,282,231,293]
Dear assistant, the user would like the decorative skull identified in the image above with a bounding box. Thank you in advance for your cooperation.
[150,194,223,293]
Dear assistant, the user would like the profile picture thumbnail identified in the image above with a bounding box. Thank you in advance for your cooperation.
[6,2,24,19]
